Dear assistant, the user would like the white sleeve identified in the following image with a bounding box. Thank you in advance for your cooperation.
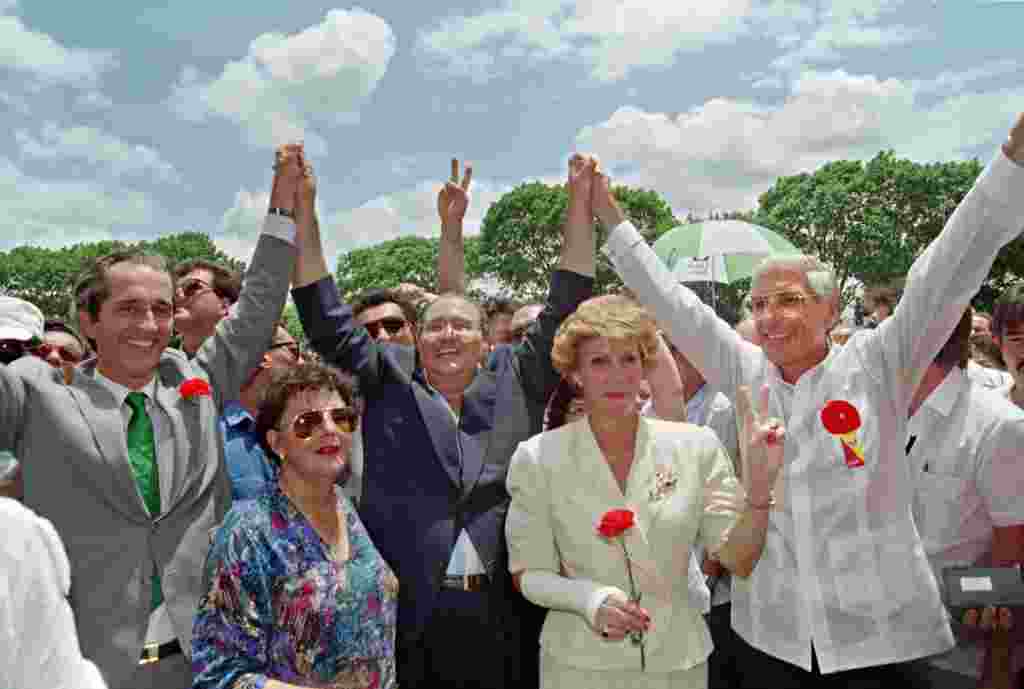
[873,151,1024,411]
[0,502,108,689]
[519,570,623,630]
[602,220,761,404]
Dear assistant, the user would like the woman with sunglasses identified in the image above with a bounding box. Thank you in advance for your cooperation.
[192,362,398,689]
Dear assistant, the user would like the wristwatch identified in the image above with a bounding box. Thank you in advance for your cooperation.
[267,207,295,219]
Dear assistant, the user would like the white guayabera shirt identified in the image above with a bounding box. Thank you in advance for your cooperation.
[602,150,1024,674]
[0,499,108,689]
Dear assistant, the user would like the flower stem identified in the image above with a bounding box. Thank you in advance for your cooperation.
[621,540,646,672]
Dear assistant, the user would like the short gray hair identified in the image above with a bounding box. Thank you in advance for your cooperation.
[752,254,837,301]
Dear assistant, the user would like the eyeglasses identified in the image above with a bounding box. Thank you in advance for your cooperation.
[174,278,214,304]
[750,292,811,315]
[267,341,301,361]
[363,317,408,338]
[281,406,359,439]
[31,343,83,364]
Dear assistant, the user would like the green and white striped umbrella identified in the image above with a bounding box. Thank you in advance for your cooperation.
[652,220,800,284]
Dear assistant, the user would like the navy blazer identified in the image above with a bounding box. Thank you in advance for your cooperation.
[292,270,593,641]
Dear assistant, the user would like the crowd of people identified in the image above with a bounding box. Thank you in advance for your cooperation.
[0,112,1023,689]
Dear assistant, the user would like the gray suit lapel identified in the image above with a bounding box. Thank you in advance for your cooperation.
[67,371,149,521]
[153,360,212,512]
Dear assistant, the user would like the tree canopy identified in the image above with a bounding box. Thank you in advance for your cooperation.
[477,183,678,298]
[753,151,1022,309]
[0,232,241,320]
[333,234,483,299]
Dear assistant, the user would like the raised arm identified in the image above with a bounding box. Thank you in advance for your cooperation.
[515,155,597,403]
[713,386,785,578]
[874,113,1024,409]
[289,160,391,391]
[437,158,473,294]
[196,145,301,404]
[594,172,760,404]
[646,333,686,422]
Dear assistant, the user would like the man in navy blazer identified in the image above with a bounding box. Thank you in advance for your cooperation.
[290,156,599,688]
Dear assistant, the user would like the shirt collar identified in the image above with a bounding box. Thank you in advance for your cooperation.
[920,366,965,418]
[222,400,255,428]
[92,368,158,408]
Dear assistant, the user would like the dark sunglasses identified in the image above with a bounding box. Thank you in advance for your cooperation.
[281,406,359,439]
[363,317,407,338]
[267,341,301,360]
[31,343,83,364]
[174,278,214,304]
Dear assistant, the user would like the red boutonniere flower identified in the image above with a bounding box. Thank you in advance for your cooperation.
[179,378,212,400]
[821,400,865,468]
[597,509,635,539]
[596,508,645,669]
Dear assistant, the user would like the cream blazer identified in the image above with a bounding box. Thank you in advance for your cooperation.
[506,415,740,673]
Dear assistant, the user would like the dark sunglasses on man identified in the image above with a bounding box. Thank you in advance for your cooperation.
[31,342,83,364]
[282,406,359,439]
[363,317,407,338]
[173,278,215,305]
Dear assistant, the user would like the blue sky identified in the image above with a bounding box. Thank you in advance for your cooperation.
[2,0,1022,267]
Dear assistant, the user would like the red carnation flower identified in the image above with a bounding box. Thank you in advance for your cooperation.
[597,508,636,540]
[179,378,212,400]
[821,400,861,435]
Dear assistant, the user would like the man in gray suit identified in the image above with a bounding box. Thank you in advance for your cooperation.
[0,144,306,689]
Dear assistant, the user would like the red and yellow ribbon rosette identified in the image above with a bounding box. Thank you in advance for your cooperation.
[821,400,865,468]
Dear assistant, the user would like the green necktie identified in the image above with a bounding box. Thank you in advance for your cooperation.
[125,392,163,611]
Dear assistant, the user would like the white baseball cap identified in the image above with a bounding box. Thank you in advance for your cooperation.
[0,296,45,342]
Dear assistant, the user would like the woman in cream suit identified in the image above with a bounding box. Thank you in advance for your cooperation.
[507,295,784,689]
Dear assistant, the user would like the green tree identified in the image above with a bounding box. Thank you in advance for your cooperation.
[753,151,1024,308]
[0,232,244,320]
[477,183,678,298]
[334,235,483,298]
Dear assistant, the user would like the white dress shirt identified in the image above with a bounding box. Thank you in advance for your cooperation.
[965,360,1014,390]
[602,149,1024,673]
[909,367,1024,572]
[908,366,1024,678]
[0,499,108,689]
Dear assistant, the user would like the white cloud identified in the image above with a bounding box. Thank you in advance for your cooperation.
[417,0,934,83]
[171,8,395,153]
[214,179,510,269]
[770,0,929,73]
[575,68,1022,212]
[15,122,181,184]
[0,157,155,250]
[0,11,115,85]
[418,0,762,82]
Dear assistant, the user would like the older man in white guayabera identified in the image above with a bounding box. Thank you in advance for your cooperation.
[593,113,1024,688]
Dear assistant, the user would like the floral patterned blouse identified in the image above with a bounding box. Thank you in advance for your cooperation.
[191,486,398,689]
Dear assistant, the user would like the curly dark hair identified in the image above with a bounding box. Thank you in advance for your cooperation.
[254,361,361,467]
